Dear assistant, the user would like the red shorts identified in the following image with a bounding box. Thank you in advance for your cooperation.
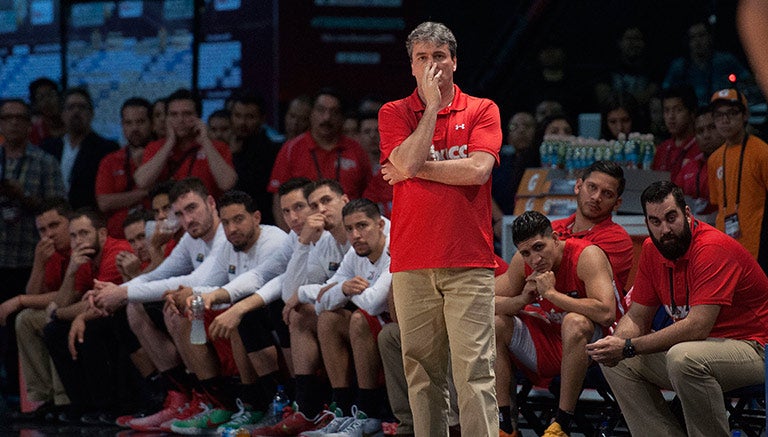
[204,309,238,377]
[358,309,392,342]
[512,308,563,386]
[357,309,391,386]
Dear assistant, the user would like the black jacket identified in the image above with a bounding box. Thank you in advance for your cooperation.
[41,132,119,210]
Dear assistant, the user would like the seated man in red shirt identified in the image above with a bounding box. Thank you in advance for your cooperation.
[495,211,618,437]
[587,181,768,437]
[2,198,72,418]
[134,89,237,201]
[41,208,134,423]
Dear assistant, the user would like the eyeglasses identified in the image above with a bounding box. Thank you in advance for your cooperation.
[713,108,742,121]
[0,114,30,122]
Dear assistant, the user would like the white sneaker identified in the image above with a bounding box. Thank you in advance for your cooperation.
[298,405,351,436]
[325,406,382,437]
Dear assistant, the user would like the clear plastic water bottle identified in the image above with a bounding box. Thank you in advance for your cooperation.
[190,291,206,345]
[272,385,290,417]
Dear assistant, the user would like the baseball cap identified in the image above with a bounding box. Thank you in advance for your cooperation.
[710,88,748,110]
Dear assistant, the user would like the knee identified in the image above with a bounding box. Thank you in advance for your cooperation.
[349,311,370,340]
[665,343,704,381]
[14,308,33,332]
[378,323,400,354]
[561,312,594,341]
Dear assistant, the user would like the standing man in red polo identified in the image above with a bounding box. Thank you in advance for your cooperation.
[95,97,154,238]
[268,88,371,228]
[134,89,236,201]
[379,21,502,436]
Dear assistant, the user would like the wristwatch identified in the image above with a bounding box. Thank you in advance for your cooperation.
[622,338,636,358]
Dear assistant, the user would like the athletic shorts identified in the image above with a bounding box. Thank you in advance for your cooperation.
[203,309,238,377]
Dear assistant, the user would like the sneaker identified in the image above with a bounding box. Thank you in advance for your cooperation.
[298,405,351,436]
[253,404,335,436]
[170,402,233,435]
[128,390,188,431]
[325,406,381,437]
[381,421,398,436]
[499,429,520,437]
[542,421,568,437]
[250,401,296,434]
[158,398,209,433]
[216,399,265,434]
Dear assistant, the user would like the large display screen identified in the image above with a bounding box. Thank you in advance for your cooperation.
[65,0,194,142]
[0,0,61,99]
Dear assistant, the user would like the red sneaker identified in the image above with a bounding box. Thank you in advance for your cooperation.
[128,390,188,431]
[158,391,210,433]
[253,407,335,436]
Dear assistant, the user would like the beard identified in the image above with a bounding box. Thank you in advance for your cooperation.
[650,219,692,260]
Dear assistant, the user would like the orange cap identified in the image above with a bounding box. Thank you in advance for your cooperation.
[710,88,748,109]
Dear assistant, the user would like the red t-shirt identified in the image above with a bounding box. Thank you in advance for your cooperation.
[552,214,633,293]
[43,250,70,293]
[362,164,393,218]
[141,138,234,201]
[73,237,133,292]
[95,147,149,239]
[379,85,501,271]
[652,136,700,182]
[267,132,371,199]
[632,220,768,344]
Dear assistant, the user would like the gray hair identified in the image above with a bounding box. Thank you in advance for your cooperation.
[406,22,457,60]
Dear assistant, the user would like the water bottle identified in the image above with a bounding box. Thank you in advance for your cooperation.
[190,291,206,345]
[597,420,611,437]
[272,385,290,417]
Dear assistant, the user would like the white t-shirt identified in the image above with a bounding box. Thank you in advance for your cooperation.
[126,224,229,302]
[311,237,391,316]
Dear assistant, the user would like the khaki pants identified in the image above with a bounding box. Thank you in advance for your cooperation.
[378,322,460,435]
[16,308,69,405]
[393,268,497,437]
[602,338,765,437]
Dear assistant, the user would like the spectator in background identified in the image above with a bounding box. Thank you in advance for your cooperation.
[707,88,768,269]
[1,99,67,398]
[41,87,119,210]
[151,98,167,140]
[652,86,700,182]
[540,114,574,137]
[283,96,312,142]
[492,112,538,216]
[594,26,659,110]
[268,88,371,226]
[342,110,360,142]
[601,93,640,140]
[359,111,393,218]
[207,109,231,144]
[95,97,154,239]
[681,106,725,221]
[535,99,565,124]
[664,21,756,105]
[228,91,282,226]
[134,88,237,201]
[28,77,65,145]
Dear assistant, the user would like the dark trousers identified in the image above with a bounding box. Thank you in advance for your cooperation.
[44,308,140,412]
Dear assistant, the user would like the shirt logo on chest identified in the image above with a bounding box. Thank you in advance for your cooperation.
[455,124,465,130]
[228,265,236,274]
[196,253,204,262]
